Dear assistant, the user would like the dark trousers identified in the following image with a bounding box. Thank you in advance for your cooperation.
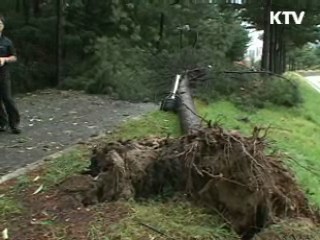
[0,70,20,128]
[0,101,7,127]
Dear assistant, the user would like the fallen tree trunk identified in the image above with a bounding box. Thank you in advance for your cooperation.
[58,72,320,240]
[177,74,202,133]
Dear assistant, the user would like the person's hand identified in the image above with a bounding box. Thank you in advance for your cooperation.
[0,58,6,67]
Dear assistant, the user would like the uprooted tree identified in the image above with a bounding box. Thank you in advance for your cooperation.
[58,74,319,240]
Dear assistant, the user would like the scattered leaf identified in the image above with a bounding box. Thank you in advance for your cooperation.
[2,228,8,240]
[32,185,44,195]
[33,176,40,182]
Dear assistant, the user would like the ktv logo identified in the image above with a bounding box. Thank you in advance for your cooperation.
[270,11,305,25]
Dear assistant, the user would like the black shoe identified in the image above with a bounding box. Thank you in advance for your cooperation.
[11,127,21,134]
[0,126,6,132]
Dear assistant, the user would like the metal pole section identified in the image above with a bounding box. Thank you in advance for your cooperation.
[172,74,181,95]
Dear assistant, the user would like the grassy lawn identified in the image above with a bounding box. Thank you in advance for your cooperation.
[0,72,320,239]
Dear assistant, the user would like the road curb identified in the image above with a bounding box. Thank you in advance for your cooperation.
[0,113,148,185]
[0,132,109,185]
[0,145,79,185]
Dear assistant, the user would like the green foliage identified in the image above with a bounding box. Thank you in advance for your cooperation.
[262,77,303,107]
[226,23,250,61]
[288,44,320,70]
[64,37,154,101]
[2,4,58,91]
[61,3,250,102]
[2,0,250,98]
[197,66,303,111]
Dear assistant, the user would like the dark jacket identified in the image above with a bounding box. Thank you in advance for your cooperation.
[0,35,16,76]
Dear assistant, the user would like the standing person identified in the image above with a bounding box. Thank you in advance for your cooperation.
[0,15,21,134]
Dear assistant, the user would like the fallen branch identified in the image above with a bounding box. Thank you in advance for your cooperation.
[134,219,175,239]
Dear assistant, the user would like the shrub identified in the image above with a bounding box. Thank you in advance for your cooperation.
[197,66,303,111]
[63,37,153,101]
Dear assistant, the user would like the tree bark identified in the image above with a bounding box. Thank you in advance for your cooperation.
[56,0,64,86]
[274,26,281,74]
[33,0,41,17]
[279,34,286,74]
[278,45,283,74]
[23,0,30,24]
[275,27,285,74]
[156,12,165,52]
[16,0,21,13]
[261,0,272,71]
[177,75,202,134]
[269,24,276,72]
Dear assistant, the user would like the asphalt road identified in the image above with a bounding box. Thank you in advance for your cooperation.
[0,89,156,176]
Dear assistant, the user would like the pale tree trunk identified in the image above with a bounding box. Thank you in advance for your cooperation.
[177,75,202,134]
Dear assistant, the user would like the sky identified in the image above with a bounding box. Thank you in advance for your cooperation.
[242,22,263,61]
[247,29,263,50]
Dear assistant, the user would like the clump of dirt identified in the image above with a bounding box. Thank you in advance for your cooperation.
[58,127,320,239]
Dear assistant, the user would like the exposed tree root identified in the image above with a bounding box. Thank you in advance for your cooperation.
[57,127,320,239]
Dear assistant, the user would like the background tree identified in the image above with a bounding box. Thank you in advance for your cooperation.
[236,0,320,73]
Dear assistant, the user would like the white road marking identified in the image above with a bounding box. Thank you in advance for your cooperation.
[305,76,320,93]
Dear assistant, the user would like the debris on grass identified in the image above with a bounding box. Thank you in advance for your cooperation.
[57,126,320,239]
[32,184,44,195]
[2,228,8,240]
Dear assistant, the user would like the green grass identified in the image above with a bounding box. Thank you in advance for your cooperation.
[6,147,91,193]
[42,147,90,186]
[112,111,180,139]
[91,201,238,240]
[0,195,22,218]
